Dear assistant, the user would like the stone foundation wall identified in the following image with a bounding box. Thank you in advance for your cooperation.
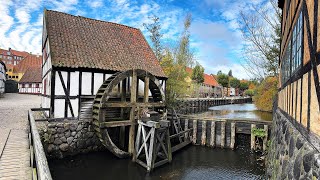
[39,120,105,159]
[266,109,320,179]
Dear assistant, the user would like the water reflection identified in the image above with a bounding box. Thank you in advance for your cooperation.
[49,146,266,180]
[196,103,272,121]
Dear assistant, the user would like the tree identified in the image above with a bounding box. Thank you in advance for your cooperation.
[228,70,233,77]
[229,78,240,88]
[192,62,204,83]
[253,77,278,112]
[239,0,281,79]
[217,70,223,75]
[143,15,163,61]
[217,73,229,87]
[161,14,194,107]
[239,81,249,91]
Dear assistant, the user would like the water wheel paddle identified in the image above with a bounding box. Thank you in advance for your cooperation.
[92,69,166,158]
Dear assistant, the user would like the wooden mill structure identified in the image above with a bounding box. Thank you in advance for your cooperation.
[41,10,192,171]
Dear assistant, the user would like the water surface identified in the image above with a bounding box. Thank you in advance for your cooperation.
[49,146,266,180]
[195,103,272,121]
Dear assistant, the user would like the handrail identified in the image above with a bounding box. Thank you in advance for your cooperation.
[28,110,52,180]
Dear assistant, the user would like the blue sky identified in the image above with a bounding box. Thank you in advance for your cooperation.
[0,0,272,79]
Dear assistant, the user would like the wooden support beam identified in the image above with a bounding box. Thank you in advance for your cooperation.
[120,79,127,149]
[201,121,206,146]
[129,70,137,156]
[230,122,235,150]
[99,120,132,128]
[184,119,189,141]
[210,121,215,147]
[170,129,193,139]
[251,124,256,151]
[103,102,165,108]
[221,122,225,148]
[144,76,149,103]
[192,120,197,144]
[263,125,268,151]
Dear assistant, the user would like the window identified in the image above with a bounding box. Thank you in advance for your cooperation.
[36,83,39,88]
[8,76,11,78]
[29,83,32,88]
[7,56,12,60]
[281,11,303,85]
[16,76,18,78]
[0,55,2,58]
[9,69,12,72]
[7,52,10,55]
[22,84,25,88]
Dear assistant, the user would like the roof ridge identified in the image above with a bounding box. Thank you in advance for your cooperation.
[46,9,140,31]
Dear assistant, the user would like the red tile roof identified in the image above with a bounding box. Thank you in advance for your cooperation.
[45,10,166,78]
[0,48,29,58]
[204,73,219,87]
[19,67,42,83]
[14,54,42,73]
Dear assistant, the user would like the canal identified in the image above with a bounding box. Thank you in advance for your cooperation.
[49,103,271,180]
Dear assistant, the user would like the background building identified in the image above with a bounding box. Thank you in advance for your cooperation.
[18,67,42,94]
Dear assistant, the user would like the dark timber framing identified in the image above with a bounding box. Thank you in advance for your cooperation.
[57,71,74,117]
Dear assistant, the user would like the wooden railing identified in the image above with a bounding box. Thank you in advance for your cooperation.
[28,109,52,180]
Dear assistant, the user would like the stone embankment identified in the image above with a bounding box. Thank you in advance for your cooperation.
[40,120,104,158]
[267,109,320,179]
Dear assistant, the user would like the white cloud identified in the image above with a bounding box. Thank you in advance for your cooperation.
[89,0,103,8]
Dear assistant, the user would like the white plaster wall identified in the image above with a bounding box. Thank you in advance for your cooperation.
[104,74,111,80]
[55,71,67,95]
[81,72,92,95]
[94,73,103,94]
[70,71,79,96]
[68,99,79,117]
[54,99,65,118]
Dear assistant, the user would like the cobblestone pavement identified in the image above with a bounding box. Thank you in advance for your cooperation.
[0,93,41,130]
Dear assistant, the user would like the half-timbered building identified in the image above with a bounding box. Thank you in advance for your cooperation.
[267,0,320,178]
[19,67,42,94]
[41,10,167,119]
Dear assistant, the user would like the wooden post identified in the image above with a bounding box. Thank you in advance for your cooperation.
[143,76,149,103]
[251,124,256,151]
[192,120,197,144]
[221,121,225,148]
[129,70,137,157]
[230,122,235,150]
[210,121,215,147]
[166,128,172,163]
[201,121,207,146]
[119,79,127,149]
[184,119,189,141]
[263,125,268,151]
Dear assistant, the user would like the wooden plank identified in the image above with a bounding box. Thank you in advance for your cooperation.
[201,121,206,146]
[184,119,189,141]
[129,70,137,156]
[102,102,165,108]
[230,122,235,150]
[210,121,215,147]
[221,122,225,148]
[251,124,256,151]
[169,129,193,139]
[263,125,268,151]
[144,76,149,103]
[28,110,52,180]
[172,139,192,152]
[99,120,132,128]
[192,120,197,144]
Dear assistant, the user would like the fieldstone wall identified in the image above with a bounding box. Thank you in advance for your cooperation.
[39,119,105,159]
[266,109,320,179]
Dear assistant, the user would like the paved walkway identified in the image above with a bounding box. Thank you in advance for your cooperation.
[0,93,41,180]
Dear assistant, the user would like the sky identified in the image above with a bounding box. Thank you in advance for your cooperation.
[0,0,273,79]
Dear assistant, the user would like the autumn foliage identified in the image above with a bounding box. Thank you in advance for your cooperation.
[253,76,278,112]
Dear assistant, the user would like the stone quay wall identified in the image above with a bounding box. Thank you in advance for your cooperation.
[39,119,105,159]
[175,97,252,114]
[266,109,320,179]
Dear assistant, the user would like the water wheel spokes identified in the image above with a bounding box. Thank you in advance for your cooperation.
[92,69,166,158]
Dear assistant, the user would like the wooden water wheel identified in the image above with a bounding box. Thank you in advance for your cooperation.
[92,69,166,158]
